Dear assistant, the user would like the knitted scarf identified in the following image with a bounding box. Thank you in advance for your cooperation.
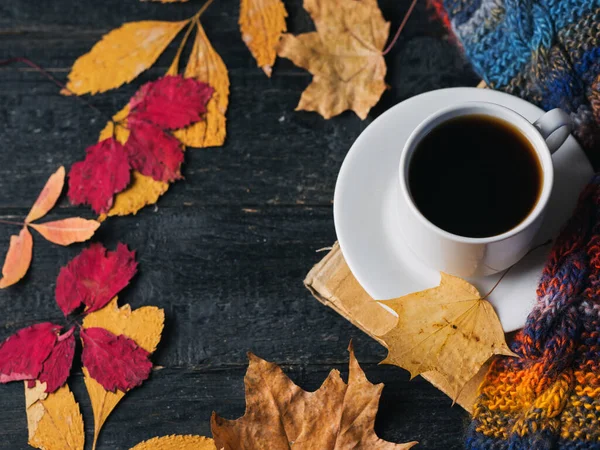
[426,1,600,448]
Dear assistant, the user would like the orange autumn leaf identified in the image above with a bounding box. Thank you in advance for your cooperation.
[173,20,230,148]
[65,20,188,95]
[82,298,164,450]
[29,218,100,246]
[277,0,389,119]
[211,343,417,449]
[377,273,516,401]
[25,166,65,223]
[0,227,33,288]
[239,0,288,77]
[130,435,216,450]
[25,381,84,450]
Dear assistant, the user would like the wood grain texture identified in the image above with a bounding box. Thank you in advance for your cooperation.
[0,0,476,448]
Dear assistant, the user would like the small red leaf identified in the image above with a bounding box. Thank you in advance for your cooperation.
[0,323,60,383]
[125,120,184,182]
[68,138,132,214]
[129,75,213,129]
[55,243,138,316]
[38,327,76,393]
[81,327,152,392]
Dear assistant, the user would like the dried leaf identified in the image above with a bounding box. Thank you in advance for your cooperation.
[25,167,65,223]
[30,218,100,246]
[68,138,132,214]
[130,435,216,450]
[55,243,138,316]
[0,323,60,384]
[99,106,169,218]
[211,344,417,449]
[378,273,516,401]
[26,381,84,450]
[239,0,287,77]
[277,0,389,119]
[0,226,33,288]
[82,298,164,450]
[35,328,76,393]
[173,22,230,148]
[65,20,188,95]
[81,327,153,392]
[125,119,184,182]
[129,75,213,129]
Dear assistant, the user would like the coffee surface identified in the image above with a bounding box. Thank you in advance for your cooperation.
[408,115,542,238]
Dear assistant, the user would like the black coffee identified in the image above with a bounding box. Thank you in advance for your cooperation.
[408,115,542,238]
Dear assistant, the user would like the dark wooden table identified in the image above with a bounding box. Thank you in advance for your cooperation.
[0,1,480,448]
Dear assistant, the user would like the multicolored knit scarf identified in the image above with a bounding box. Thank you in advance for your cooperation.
[425,1,600,448]
[430,0,600,162]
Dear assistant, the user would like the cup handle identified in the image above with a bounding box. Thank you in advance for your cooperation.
[533,108,571,154]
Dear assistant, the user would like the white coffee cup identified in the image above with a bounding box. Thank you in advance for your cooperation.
[397,102,571,278]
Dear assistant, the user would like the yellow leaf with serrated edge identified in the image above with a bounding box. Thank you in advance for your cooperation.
[277,0,389,119]
[83,298,165,450]
[98,105,169,219]
[66,20,188,95]
[173,21,229,148]
[378,273,516,401]
[26,381,84,450]
[239,0,287,77]
[130,435,216,450]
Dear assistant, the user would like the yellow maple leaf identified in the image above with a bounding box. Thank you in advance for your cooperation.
[65,20,188,95]
[212,344,417,449]
[378,273,517,401]
[25,381,84,450]
[173,19,230,148]
[239,0,288,77]
[82,298,165,450]
[130,435,216,450]
[98,105,170,219]
[277,0,389,119]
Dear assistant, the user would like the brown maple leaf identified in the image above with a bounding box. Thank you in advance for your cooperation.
[277,0,390,119]
[377,273,517,401]
[211,343,417,449]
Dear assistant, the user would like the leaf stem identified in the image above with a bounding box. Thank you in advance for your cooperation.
[482,239,552,299]
[193,0,214,21]
[0,57,113,123]
[168,18,197,76]
[0,219,25,227]
[381,0,418,56]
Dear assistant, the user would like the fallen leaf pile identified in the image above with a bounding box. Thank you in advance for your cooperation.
[130,344,416,450]
[277,0,390,119]
[0,243,164,450]
[0,166,99,288]
[377,273,516,401]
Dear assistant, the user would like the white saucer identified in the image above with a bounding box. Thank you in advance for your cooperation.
[334,88,593,332]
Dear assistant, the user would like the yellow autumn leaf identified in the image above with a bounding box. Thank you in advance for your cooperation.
[130,435,216,450]
[98,105,169,219]
[377,273,516,401]
[239,0,287,77]
[173,20,230,148]
[83,297,165,450]
[26,381,84,450]
[277,0,389,119]
[66,20,188,95]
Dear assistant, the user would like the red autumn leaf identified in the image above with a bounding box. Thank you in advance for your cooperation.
[0,323,60,384]
[55,243,138,316]
[36,327,76,393]
[68,138,132,214]
[129,75,213,129]
[81,327,152,392]
[125,120,184,182]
